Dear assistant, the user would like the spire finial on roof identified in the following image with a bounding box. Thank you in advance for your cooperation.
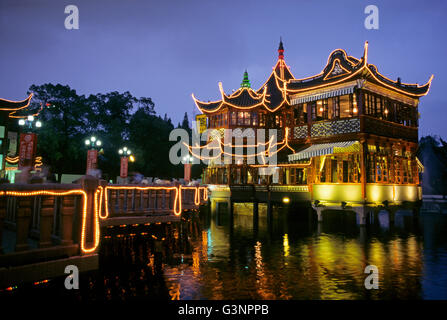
[240,70,251,88]
[278,37,284,59]
[363,41,369,65]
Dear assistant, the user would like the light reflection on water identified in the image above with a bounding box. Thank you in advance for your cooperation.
[3,203,447,301]
[162,204,447,300]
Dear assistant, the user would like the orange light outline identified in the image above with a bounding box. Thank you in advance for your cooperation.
[185,128,294,160]
[5,156,19,164]
[193,52,294,114]
[179,185,201,206]
[102,186,182,218]
[323,58,352,81]
[1,189,99,253]
[0,93,33,111]
[287,42,433,97]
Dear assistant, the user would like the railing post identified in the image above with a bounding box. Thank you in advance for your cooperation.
[108,189,116,216]
[135,190,142,213]
[0,197,6,254]
[118,190,125,214]
[155,190,160,212]
[39,195,55,248]
[15,197,33,252]
[127,189,134,213]
[80,176,99,250]
[60,195,75,246]
[142,189,148,212]
[150,189,154,211]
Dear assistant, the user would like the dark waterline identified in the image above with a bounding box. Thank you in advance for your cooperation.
[2,204,447,300]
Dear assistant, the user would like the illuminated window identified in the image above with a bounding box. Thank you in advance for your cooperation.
[244,112,251,125]
[322,99,329,120]
[339,95,352,118]
[231,112,237,125]
[259,113,265,127]
[294,104,307,125]
[238,112,244,125]
[310,102,317,121]
[251,112,258,126]
[332,96,340,118]
[376,96,383,119]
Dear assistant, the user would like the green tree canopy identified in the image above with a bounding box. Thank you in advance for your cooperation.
[27,83,189,182]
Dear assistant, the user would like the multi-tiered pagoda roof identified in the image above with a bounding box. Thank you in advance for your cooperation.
[192,39,294,113]
[193,41,433,112]
[287,42,432,97]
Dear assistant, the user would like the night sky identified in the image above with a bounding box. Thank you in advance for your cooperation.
[1,0,446,137]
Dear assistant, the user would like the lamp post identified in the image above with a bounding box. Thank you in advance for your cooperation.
[182,155,193,182]
[118,147,132,179]
[85,136,102,174]
[17,116,42,170]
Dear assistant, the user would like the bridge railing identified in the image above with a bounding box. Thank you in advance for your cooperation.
[0,178,208,287]
[104,186,179,217]
[0,181,99,270]
[0,181,209,258]
[101,185,208,218]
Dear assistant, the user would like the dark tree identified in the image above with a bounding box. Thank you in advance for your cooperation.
[28,84,91,181]
[26,83,197,182]
[181,112,190,130]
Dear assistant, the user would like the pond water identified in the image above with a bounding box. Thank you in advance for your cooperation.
[2,203,447,300]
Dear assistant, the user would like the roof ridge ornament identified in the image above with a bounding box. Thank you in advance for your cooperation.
[363,41,369,65]
[240,70,251,88]
[278,37,284,60]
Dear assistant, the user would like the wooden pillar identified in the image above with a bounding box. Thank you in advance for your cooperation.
[229,200,234,218]
[15,197,33,252]
[267,188,273,221]
[229,200,234,233]
[127,189,134,213]
[0,197,6,254]
[315,207,323,222]
[307,102,312,138]
[210,199,216,215]
[156,190,163,211]
[253,201,259,227]
[135,190,142,213]
[355,206,368,226]
[162,189,167,210]
[168,189,174,212]
[118,190,125,214]
[389,209,395,228]
[108,189,116,216]
[151,189,156,211]
[360,140,367,202]
[80,175,99,250]
[39,195,55,248]
[60,195,75,246]
[143,189,149,212]
[253,201,259,217]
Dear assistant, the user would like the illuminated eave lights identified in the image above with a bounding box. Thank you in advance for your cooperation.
[192,51,295,115]
[0,189,100,253]
[184,127,295,162]
[287,41,433,98]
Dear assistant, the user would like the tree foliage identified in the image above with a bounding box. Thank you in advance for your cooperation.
[418,135,447,195]
[28,83,190,181]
